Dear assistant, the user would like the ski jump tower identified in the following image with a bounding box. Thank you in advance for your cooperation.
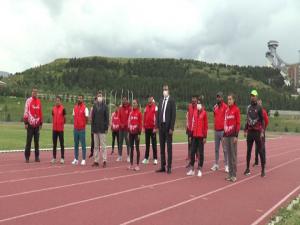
[265,40,291,86]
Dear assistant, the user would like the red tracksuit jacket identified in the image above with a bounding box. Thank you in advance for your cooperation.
[73,103,87,130]
[213,101,227,131]
[118,103,132,131]
[52,104,66,132]
[192,109,208,138]
[23,97,43,127]
[128,108,142,134]
[224,104,241,137]
[143,103,157,130]
[111,112,120,132]
[186,103,197,134]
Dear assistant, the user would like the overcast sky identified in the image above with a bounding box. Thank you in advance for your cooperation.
[0,0,299,73]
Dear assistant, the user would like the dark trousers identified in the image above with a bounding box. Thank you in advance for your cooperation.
[247,130,265,170]
[24,125,40,160]
[53,131,64,159]
[144,129,157,160]
[187,133,192,160]
[112,131,119,152]
[129,133,140,165]
[90,132,94,155]
[190,137,204,169]
[119,130,130,156]
[255,134,266,164]
[159,123,173,169]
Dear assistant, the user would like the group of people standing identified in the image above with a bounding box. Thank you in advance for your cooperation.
[23,85,268,181]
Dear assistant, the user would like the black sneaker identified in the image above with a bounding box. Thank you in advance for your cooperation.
[102,161,107,168]
[25,159,29,163]
[35,158,40,162]
[156,168,166,173]
[92,162,99,167]
[244,168,250,176]
[261,170,265,177]
[89,153,94,158]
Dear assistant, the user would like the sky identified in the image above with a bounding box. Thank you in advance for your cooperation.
[0,0,299,73]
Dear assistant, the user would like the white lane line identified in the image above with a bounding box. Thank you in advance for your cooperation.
[0,153,298,224]
[250,184,300,225]
[119,157,300,225]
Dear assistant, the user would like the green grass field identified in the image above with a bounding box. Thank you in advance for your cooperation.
[1,96,300,151]
[0,122,217,151]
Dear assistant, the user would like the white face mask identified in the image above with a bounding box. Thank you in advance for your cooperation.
[163,90,169,97]
[97,97,103,102]
[197,104,202,110]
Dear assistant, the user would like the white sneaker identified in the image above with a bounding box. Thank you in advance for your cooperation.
[225,165,229,173]
[211,164,219,171]
[127,156,130,163]
[186,169,195,176]
[142,159,149,164]
[71,159,78,165]
[153,159,158,165]
[60,159,65,164]
[50,158,56,164]
[81,160,86,166]
[116,156,122,162]
[197,169,202,177]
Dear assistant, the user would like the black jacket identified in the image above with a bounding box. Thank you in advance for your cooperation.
[156,96,176,131]
[91,102,109,133]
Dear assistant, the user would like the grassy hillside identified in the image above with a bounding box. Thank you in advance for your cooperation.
[1,56,299,112]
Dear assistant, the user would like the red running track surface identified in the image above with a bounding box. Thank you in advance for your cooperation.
[0,135,299,225]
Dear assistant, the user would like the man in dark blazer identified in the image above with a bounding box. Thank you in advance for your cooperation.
[156,85,176,174]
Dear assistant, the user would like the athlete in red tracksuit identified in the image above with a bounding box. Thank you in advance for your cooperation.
[128,99,142,171]
[51,96,66,164]
[142,96,158,164]
[117,96,132,162]
[111,107,120,155]
[186,98,208,177]
[212,92,228,172]
[23,88,43,163]
[244,90,265,177]
[186,96,197,166]
[254,99,269,166]
[223,94,240,182]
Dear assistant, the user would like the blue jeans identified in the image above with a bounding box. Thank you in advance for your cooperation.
[74,129,86,160]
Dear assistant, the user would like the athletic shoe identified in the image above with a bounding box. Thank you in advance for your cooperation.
[252,162,259,167]
[186,169,195,176]
[230,177,237,182]
[225,176,232,181]
[127,165,134,170]
[25,159,29,163]
[71,159,79,165]
[102,161,107,168]
[225,165,229,173]
[261,170,265,177]
[134,166,140,171]
[153,159,158,165]
[142,159,149,164]
[50,158,56,164]
[92,162,99,167]
[35,158,40,162]
[88,153,93,158]
[211,164,219,171]
[244,168,251,176]
[80,160,86,166]
[197,169,202,177]
[116,156,122,162]
[60,159,65,164]
[127,156,130,163]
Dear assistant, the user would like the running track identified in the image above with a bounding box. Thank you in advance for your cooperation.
[0,135,300,225]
